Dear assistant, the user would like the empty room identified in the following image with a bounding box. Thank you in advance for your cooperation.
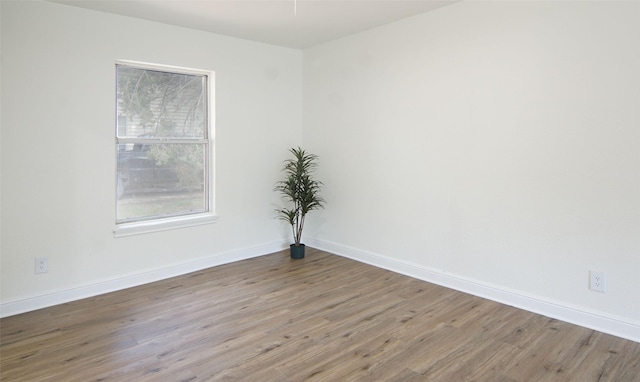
[1,0,639,380]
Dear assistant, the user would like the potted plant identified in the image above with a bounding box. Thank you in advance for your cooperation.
[274,147,325,259]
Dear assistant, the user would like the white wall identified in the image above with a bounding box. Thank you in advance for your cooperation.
[1,1,301,314]
[2,0,639,342]
[303,1,640,340]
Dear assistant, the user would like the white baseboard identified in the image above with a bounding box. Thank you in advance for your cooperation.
[4,239,638,344]
[307,238,640,344]
[0,241,288,318]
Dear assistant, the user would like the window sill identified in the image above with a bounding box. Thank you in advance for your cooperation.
[114,213,218,238]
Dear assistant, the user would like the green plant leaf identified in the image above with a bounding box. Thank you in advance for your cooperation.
[274,147,325,245]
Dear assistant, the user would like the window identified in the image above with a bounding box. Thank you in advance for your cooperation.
[114,61,215,236]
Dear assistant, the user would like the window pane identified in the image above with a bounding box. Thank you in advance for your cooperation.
[116,66,206,139]
[116,143,206,222]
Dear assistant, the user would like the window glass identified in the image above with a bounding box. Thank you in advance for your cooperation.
[116,63,210,224]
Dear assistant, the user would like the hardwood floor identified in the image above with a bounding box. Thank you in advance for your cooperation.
[1,248,639,381]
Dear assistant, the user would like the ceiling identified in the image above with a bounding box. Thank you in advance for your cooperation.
[49,0,459,49]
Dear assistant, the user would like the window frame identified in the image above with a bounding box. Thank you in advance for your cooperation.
[113,60,216,237]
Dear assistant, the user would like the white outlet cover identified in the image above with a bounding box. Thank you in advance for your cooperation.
[590,270,606,293]
[35,257,49,274]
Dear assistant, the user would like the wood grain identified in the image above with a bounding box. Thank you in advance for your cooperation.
[1,248,638,381]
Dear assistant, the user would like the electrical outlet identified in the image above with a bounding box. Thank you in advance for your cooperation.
[589,271,606,293]
[35,257,49,274]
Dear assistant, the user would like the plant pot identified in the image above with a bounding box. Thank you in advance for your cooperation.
[290,244,305,259]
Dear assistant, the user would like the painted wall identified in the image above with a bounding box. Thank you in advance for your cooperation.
[303,1,640,333]
[2,0,639,342]
[1,1,301,313]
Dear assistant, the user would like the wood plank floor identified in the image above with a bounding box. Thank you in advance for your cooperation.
[1,248,639,381]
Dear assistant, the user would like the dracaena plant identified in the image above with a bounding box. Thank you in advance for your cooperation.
[274,147,325,246]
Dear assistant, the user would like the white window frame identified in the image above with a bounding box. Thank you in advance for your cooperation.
[113,60,216,237]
